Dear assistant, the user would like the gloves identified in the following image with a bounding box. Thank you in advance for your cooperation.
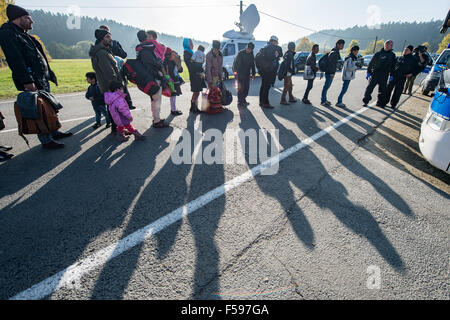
[389,76,394,83]
[366,73,371,81]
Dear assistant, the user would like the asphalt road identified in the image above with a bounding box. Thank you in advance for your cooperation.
[0,70,448,300]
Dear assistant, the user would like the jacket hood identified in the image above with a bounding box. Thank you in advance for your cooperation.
[89,43,109,57]
[104,90,126,105]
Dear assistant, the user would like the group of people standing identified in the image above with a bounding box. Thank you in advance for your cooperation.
[0,4,431,160]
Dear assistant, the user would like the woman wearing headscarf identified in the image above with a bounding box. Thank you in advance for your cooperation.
[183,38,206,113]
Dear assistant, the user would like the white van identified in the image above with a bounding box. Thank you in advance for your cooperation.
[220,39,267,79]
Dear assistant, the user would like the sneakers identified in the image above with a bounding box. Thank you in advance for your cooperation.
[42,141,65,149]
[106,123,111,129]
[129,106,137,110]
[133,131,146,141]
[321,101,331,107]
[171,110,183,116]
[261,104,274,109]
[0,150,13,161]
[93,123,101,130]
[0,145,13,152]
[335,102,346,108]
[152,120,169,128]
[302,98,312,105]
[116,132,130,142]
[280,100,289,105]
[289,98,298,103]
[52,132,73,140]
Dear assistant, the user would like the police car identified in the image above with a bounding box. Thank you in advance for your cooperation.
[421,46,450,96]
[419,68,450,173]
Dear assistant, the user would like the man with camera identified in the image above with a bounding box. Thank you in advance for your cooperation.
[404,45,430,95]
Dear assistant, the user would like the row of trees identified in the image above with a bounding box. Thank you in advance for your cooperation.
[295,36,450,56]
[306,20,446,54]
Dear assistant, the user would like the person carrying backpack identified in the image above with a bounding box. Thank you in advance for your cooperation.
[280,42,297,105]
[320,39,345,107]
[302,44,319,105]
[258,36,282,109]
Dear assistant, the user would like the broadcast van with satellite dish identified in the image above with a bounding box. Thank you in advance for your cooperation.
[220,4,267,79]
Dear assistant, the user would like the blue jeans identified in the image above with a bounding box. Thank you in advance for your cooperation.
[93,104,111,124]
[337,80,351,104]
[321,74,334,103]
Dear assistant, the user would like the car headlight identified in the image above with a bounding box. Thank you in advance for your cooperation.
[427,112,450,131]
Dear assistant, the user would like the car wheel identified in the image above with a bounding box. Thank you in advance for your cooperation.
[422,86,430,96]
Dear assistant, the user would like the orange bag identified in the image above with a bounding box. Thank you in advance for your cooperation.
[14,96,62,146]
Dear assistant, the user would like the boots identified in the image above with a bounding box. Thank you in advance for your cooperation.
[133,130,146,141]
[116,131,130,142]
[190,101,200,113]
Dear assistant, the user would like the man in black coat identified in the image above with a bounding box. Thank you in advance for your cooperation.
[0,4,72,149]
[233,42,256,108]
[363,40,396,107]
[385,45,422,109]
[259,35,282,109]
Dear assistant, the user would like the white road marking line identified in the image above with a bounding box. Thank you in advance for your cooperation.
[10,103,375,300]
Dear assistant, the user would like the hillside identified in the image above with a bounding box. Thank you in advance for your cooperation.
[306,20,445,53]
[27,10,209,59]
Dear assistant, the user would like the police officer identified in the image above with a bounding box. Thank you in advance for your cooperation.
[363,40,396,107]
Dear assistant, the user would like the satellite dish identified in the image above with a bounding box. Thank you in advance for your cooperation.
[223,3,260,40]
[239,4,260,35]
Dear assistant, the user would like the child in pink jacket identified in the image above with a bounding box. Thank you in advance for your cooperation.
[104,81,145,142]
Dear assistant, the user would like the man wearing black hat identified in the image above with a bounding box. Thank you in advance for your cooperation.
[384,45,422,110]
[0,4,72,149]
[233,42,256,107]
[280,42,297,105]
[89,28,123,134]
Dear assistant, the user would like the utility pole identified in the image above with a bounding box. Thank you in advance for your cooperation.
[373,36,378,54]
[240,1,243,16]
[403,40,407,50]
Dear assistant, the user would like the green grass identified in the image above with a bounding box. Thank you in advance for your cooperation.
[0,59,190,100]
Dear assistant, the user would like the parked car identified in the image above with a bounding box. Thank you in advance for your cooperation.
[293,51,310,73]
[363,55,373,66]
[356,54,364,69]
[421,48,450,96]
[419,69,450,173]
[220,39,267,79]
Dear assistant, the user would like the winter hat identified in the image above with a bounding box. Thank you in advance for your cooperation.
[212,40,221,49]
[95,29,110,42]
[406,45,414,52]
[6,4,29,21]
[270,35,279,43]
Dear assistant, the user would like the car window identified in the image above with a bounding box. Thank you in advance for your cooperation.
[223,44,236,57]
[437,50,450,65]
[238,43,248,51]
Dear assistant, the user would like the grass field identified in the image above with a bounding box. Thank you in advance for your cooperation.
[0,59,190,100]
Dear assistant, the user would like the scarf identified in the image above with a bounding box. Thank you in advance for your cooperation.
[183,38,193,55]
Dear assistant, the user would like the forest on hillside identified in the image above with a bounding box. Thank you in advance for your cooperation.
[27,10,209,59]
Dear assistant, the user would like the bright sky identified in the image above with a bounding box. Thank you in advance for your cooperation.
[15,0,450,44]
